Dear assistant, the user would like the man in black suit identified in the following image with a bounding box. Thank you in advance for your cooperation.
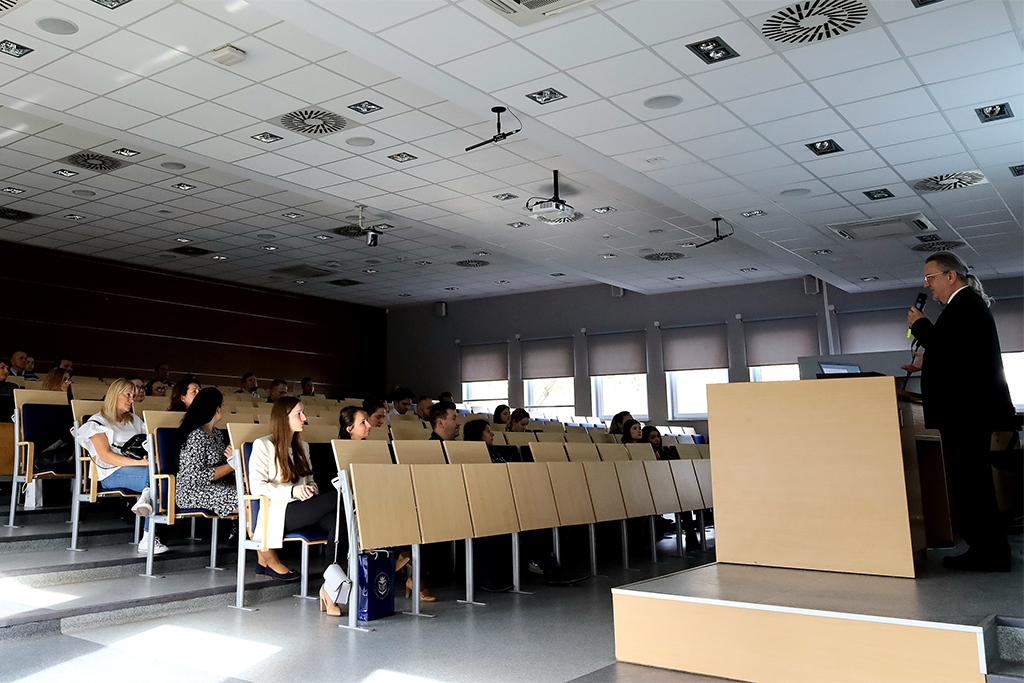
[905,252,1015,572]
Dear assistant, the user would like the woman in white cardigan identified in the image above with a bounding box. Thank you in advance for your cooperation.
[249,396,336,582]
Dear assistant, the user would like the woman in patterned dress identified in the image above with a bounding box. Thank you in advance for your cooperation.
[175,388,237,517]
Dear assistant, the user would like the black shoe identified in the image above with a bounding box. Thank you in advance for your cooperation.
[544,565,588,586]
[264,565,301,582]
[942,548,1011,572]
[255,563,266,576]
[479,578,514,592]
[685,534,701,551]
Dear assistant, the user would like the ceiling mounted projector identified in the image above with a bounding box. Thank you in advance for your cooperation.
[527,170,576,220]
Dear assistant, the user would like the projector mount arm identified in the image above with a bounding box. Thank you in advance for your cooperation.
[465,106,523,152]
[694,216,735,248]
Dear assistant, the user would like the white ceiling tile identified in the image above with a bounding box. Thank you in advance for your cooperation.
[537,100,636,137]
[734,164,815,191]
[606,0,742,46]
[420,101,489,129]
[647,105,745,143]
[182,0,279,33]
[802,149,887,177]
[836,87,938,127]
[892,152,977,181]
[613,145,698,172]
[886,0,1011,56]
[214,85,306,120]
[3,0,118,51]
[403,159,476,183]
[169,102,261,135]
[373,79,445,109]
[608,79,716,121]
[682,127,771,160]
[277,167,346,189]
[692,55,802,101]
[726,83,828,126]
[398,185,462,203]
[711,147,795,176]
[80,31,190,78]
[320,155,392,180]
[910,33,1022,86]
[784,27,902,80]
[569,50,681,98]
[40,54,139,96]
[813,60,922,106]
[365,110,453,141]
[319,0,445,33]
[961,124,1024,155]
[876,134,967,167]
[672,176,747,201]
[318,52,396,87]
[577,124,669,156]
[490,72,601,117]
[441,42,556,93]
[654,22,774,77]
[6,136,78,161]
[129,118,213,147]
[320,180,385,202]
[519,13,642,70]
[379,6,505,65]
[129,4,246,56]
[927,65,1023,110]
[274,140,352,166]
[868,0,972,23]
[412,129,482,159]
[263,64,361,105]
[37,125,114,151]
[753,109,849,146]
[2,74,94,111]
[256,22,342,62]
[151,59,251,100]
[362,172,429,193]
[439,174,506,195]
[431,196,492,214]
[858,113,954,149]
[184,136,262,163]
[108,79,203,115]
[645,162,725,186]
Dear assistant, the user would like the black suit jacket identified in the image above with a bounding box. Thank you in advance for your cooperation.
[911,287,1014,431]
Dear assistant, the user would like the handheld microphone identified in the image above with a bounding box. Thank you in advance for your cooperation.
[907,292,927,338]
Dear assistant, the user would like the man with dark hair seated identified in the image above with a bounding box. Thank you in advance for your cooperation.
[389,386,414,415]
[427,401,459,441]
[153,362,169,384]
[55,357,73,372]
[236,372,260,398]
[0,360,17,396]
[300,376,315,397]
[266,379,288,403]
[9,351,38,380]
[438,391,453,403]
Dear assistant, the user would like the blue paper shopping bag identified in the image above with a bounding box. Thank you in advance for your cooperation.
[357,550,395,621]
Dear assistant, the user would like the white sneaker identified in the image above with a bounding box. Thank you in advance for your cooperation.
[527,561,544,575]
[138,532,169,555]
[131,487,153,517]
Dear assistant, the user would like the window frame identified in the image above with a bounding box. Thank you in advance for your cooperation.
[666,367,729,420]
[591,373,649,422]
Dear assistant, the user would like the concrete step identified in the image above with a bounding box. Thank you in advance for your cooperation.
[0,518,137,554]
[0,505,77,526]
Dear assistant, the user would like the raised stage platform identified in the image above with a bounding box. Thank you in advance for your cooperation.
[612,556,1023,683]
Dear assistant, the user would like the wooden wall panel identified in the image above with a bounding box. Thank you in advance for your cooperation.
[0,242,386,398]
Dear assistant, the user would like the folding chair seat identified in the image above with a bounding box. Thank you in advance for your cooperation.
[8,391,75,528]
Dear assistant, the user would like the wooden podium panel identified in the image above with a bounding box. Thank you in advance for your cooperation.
[707,377,918,577]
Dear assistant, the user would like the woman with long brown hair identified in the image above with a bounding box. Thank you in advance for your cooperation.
[249,396,338,586]
[40,367,73,393]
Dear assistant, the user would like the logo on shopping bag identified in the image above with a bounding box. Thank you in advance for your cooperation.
[374,572,391,599]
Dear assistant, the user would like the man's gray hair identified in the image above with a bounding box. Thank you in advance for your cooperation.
[926,251,992,306]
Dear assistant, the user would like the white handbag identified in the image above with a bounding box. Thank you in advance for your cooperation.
[322,476,351,605]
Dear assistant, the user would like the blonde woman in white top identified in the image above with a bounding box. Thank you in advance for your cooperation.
[249,396,337,583]
[75,378,167,554]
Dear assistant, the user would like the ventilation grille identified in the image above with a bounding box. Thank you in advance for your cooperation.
[455,259,490,268]
[332,224,366,238]
[643,252,685,262]
[0,0,19,13]
[0,206,35,221]
[273,264,333,279]
[477,0,601,26]
[912,240,966,252]
[534,211,583,225]
[274,108,349,138]
[762,0,869,44]
[328,278,362,287]
[60,152,126,173]
[170,246,212,256]
[913,170,988,193]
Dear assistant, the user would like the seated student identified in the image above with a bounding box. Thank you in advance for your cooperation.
[493,404,511,431]
[266,379,288,404]
[642,426,677,460]
[176,388,237,518]
[362,398,387,428]
[462,419,504,461]
[620,419,643,444]
[507,408,531,432]
[608,411,632,435]
[249,397,336,585]
[40,367,73,393]
[75,378,167,555]
[0,359,17,397]
[9,351,39,380]
[25,356,36,377]
[153,362,169,384]
[125,376,145,403]
[55,357,73,372]
[438,391,454,403]
[236,372,261,398]
[145,379,168,397]
[427,401,460,441]
[388,387,414,415]
[415,395,433,422]
[299,377,315,397]
[170,375,201,412]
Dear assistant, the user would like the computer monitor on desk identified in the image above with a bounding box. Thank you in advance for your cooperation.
[818,361,862,375]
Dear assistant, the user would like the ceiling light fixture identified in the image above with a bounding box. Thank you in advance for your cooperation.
[649,228,665,234]
[294,280,306,284]
[72,189,95,197]
[741,210,766,218]
[345,136,376,147]
[975,103,1013,123]
[175,237,191,243]
[64,214,85,221]
[1011,165,1024,177]
[493,193,518,201]
[494,280,510,284]
[161,162,186,170]
[740,267,758,273]
[89,0,134,8]
[861,276,878,281]
[212,255,228,261]
[372,223,394,230]
[388,152,418,163]
[0,40,33,58]
[36,17,79,35]
[474,251,489,257]
[112,148,140,157]
[53,169,78,177]
[156,209,172,214]
[415,260,432,266]
[251,131,283,143]
[667,276,685,280]
[172,183,195,191]
[526,88,566,105]
[364,269,378,274]
[398,293,411,297]
[1,187,24,194]
[600,253,616,259]
[911,0,946,6]
[863,188,894,200]
[686,37,739,64]
[643,95,683,110]
[678,242,696,248]
[807,139,843,155]
[645,156,668,164]
[348,101,382,115]
[211,44,246,66]
[593,206,616,214]
[550,273,566,277]
[812,249,832,255]
[261,245,277,251]
[779,188,810,197]
[283,212,303,219]
[508,221,529,228]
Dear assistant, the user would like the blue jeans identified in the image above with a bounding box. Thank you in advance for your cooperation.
[101,465,150,532]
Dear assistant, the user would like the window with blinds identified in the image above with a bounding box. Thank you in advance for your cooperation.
[836,309,913,354]
[744,316,820,366]
[460,342,508,382]
[587,331,647,376]
[662,324,728,371]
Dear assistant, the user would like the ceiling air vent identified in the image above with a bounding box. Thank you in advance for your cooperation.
[534,211,583,225]
[328,278,362,287]
[60,151,126,173]
[912,170,988,192]
[170,246,212,256]
[912,240,966,252]
[0,206,36,221]
[477,0,602,27]
[643,252,685,261]
[0,0,20,14]
[274,108,350,138]
[455,259,490,268]
[273,264,333,279]
[332,224,366,238]
[761,0,870,44]
[827,212,937,240]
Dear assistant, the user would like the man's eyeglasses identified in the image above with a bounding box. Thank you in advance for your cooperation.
[924,271,949,283]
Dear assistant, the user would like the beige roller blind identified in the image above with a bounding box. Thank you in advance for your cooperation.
[521,337,574,379]
[837,309,913,354]
[745,316,820,366]
[460,343,508,382]
[662,324,729,371]
[588,331,647,376]
[992,298,1023,353]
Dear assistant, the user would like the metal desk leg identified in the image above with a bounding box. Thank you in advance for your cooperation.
[402,544,435,618]
[510,531,532,595]
[457,538,485,606]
